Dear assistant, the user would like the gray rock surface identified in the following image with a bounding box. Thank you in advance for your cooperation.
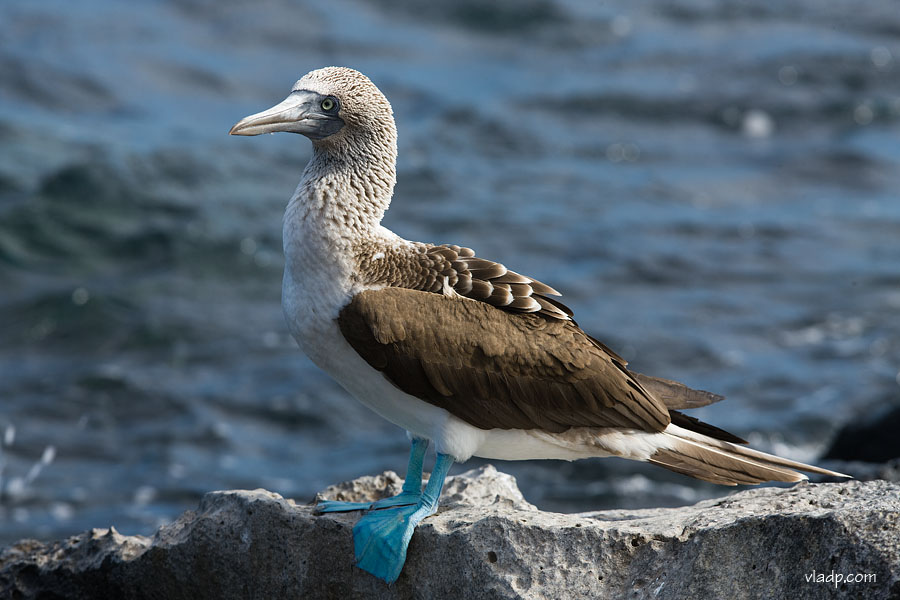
[1,465,898,600]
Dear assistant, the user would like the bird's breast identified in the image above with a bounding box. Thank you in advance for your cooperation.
[281,212,356,363]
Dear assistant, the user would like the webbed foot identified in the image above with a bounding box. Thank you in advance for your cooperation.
[314,499,374,513]
[314,437,430,516]
[351,452,455,583]
[314,490,421,514]
[353,503,429,583]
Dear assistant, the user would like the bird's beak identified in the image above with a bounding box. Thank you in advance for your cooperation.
[229,90,344,140]
[229,92,313,136]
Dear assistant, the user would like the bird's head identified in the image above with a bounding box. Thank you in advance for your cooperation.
[229,67,394,146]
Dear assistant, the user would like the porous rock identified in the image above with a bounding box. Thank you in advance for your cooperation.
[1,465,898,599]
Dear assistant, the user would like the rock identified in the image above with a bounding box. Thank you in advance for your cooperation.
[824,405,900,463]
[1,464,898,600]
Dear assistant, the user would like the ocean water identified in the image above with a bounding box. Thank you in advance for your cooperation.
[1,0,898,546]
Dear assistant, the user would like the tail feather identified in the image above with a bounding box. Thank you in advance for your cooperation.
[649,424,849,486]
[668,410,747,445]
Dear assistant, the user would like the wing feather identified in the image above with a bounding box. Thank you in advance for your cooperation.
[338,288,670,433]
[355,244,738,442]
[417,245,571,319]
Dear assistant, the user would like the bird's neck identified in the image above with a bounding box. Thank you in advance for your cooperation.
[289,130,397,245]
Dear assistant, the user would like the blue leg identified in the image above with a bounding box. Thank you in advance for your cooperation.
[315,437,430,514]
[353,452,455,583]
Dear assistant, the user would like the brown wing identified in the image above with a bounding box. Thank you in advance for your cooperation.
[338,287,670,433]
[407,248,727,413]
[405,245,573,320]
[631,373,725,410]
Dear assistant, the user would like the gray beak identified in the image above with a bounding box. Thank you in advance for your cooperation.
[229,90,343,139]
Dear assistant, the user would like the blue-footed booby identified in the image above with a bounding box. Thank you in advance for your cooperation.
[229,67,847,584]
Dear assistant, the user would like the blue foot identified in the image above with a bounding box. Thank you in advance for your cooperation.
[314,499,375,513]
[315,491,421,514]
[354,504,423,583]
[353,453,454,584]
[315,437,431,515]
[371,491,420,509]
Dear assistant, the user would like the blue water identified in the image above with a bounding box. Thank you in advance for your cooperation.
[1,0,899,546]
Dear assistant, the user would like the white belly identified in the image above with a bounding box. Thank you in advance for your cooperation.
[283,287,632,463]
[282,275,487,459]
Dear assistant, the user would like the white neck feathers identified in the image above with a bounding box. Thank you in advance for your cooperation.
[289,126,397,244]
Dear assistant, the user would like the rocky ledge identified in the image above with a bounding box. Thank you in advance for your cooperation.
[1,466,898,600]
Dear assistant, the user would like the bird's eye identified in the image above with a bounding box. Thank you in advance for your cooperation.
[321,98,335,111]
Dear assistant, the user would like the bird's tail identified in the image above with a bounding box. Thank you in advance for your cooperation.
[648,424,849,485]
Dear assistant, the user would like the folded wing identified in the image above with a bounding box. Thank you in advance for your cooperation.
[338,288,671,434]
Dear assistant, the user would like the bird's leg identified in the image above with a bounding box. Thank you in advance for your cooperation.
[353,452,454,583]
[314,437,430,514]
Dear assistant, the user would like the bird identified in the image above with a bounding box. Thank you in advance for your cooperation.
[229,67,847,584]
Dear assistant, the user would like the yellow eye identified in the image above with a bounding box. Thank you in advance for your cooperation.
[321,98,335,111]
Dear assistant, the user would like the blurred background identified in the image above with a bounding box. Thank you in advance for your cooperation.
[1,0,899,546]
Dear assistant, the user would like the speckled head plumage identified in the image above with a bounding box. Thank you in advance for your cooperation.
[292,67,394,134]
[230,66,399,222]
[230,66,396,152]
